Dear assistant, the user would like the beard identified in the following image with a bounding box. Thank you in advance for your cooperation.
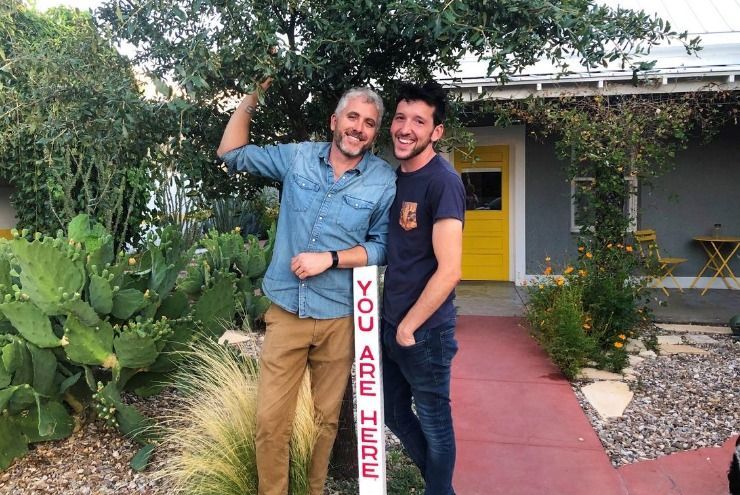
[334,129,372,158]
[393,133,432,161]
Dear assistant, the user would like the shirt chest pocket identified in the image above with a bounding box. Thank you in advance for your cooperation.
[286,173,320,212]
[338,194,376,232]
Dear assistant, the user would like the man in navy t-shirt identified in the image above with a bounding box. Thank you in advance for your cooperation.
[382,81,465,495]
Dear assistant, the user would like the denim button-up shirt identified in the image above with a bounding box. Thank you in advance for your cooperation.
[222,142,396,319]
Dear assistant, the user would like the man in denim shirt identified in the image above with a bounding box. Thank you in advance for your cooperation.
[217,81,395,495]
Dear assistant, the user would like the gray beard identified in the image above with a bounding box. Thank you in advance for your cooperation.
[334,131,371,158]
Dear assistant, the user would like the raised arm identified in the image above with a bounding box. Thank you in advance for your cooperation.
[216,79,272,158]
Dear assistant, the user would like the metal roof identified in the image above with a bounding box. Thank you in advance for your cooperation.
[440,0,740,98]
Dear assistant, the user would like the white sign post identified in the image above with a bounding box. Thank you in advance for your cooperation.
[352,266,386,494]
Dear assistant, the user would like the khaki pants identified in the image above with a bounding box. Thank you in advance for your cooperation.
[256,304,354,495]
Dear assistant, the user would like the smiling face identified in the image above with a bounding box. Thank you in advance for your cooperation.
[390,99,444,170]
[330,96,380,159]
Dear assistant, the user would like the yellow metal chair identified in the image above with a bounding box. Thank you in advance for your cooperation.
[634,229,687,296]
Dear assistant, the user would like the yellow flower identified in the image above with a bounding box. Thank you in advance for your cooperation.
[578,246,585,252]
[625,245,633,252]
[614,341,624,348]
[234,226,241,233]
[564,266,574,275]
[555,277,565,286]
[538,284,544,289]
[543,266,552,275]
[582,323,591,330]
[618,334,627,340]
[578,269,587,277]
[585,252,593,259]
[128,257,136,266]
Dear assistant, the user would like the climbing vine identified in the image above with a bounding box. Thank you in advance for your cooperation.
[488,88,739,373]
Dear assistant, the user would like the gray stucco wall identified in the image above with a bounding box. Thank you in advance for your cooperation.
[640,124,740,276]
[525,124,740,277]
[525,136,575,273]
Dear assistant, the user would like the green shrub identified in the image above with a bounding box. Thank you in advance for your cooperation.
[527,244,647,378]
[527,277,593,379]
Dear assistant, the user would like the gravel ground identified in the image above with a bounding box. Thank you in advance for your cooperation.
[573,327,740,467]
[2,327,738,493]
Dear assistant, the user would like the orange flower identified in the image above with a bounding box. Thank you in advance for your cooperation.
[578,269,588,277]
[625,245,633,252]
[578,246,585,252]
[555,277,565,286]
[582,323,591,330]
[585,252,593,259]
[618,334,627,340]
[614,341,624,348]
[543,266,553,275]
[564,266,574,275]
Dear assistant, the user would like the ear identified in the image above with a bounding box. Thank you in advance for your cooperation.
[431,124,444,143]
[330,114,337,132]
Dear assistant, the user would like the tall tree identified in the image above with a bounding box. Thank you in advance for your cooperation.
[95,0,699,478]
[96,0,698,199]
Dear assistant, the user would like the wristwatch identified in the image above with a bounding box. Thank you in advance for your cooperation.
[330,250,339,268]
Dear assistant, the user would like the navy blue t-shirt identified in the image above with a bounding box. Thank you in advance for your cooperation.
[382,154,465,329]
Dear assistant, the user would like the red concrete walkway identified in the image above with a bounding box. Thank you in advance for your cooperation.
[451,315,735,495]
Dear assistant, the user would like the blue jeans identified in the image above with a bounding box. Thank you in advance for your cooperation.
[382,318,458,495]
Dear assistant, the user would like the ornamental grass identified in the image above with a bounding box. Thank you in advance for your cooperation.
[154,339,318,495]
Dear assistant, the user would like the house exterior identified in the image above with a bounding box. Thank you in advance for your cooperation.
[437,0,740,290]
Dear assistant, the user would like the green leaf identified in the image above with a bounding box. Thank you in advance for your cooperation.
[113,332,158,369]
[63,315,115,367]
[89,274,114,315]
[0,414,29,470]
[130,444,155,472]
[67,214,92,243]
[28,344,57,397]
[111,289,146,320]
[0,301,61,348]
[156,290,189,319]
[193,277,235,338]
[35,396,73,438]
[58,372,81,394]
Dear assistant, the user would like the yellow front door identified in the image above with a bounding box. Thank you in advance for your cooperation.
[454,145,509,281]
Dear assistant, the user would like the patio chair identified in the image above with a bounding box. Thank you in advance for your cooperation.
[634,229,688,296]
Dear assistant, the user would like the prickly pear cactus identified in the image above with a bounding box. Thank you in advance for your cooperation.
[0,216,276,471]
[7,233,86,316]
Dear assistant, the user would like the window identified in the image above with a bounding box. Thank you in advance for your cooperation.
[461,168,502,211]
[570,176,638,233]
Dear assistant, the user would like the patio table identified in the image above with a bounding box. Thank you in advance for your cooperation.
[689,235,740,295]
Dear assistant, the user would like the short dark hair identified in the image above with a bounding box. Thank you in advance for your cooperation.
[395,81,447,126]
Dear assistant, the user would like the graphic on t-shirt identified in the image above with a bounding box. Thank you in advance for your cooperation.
[399,201,418,231]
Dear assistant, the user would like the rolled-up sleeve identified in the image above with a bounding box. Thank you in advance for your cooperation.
[360,179,396,266]
[221,143,299,182]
